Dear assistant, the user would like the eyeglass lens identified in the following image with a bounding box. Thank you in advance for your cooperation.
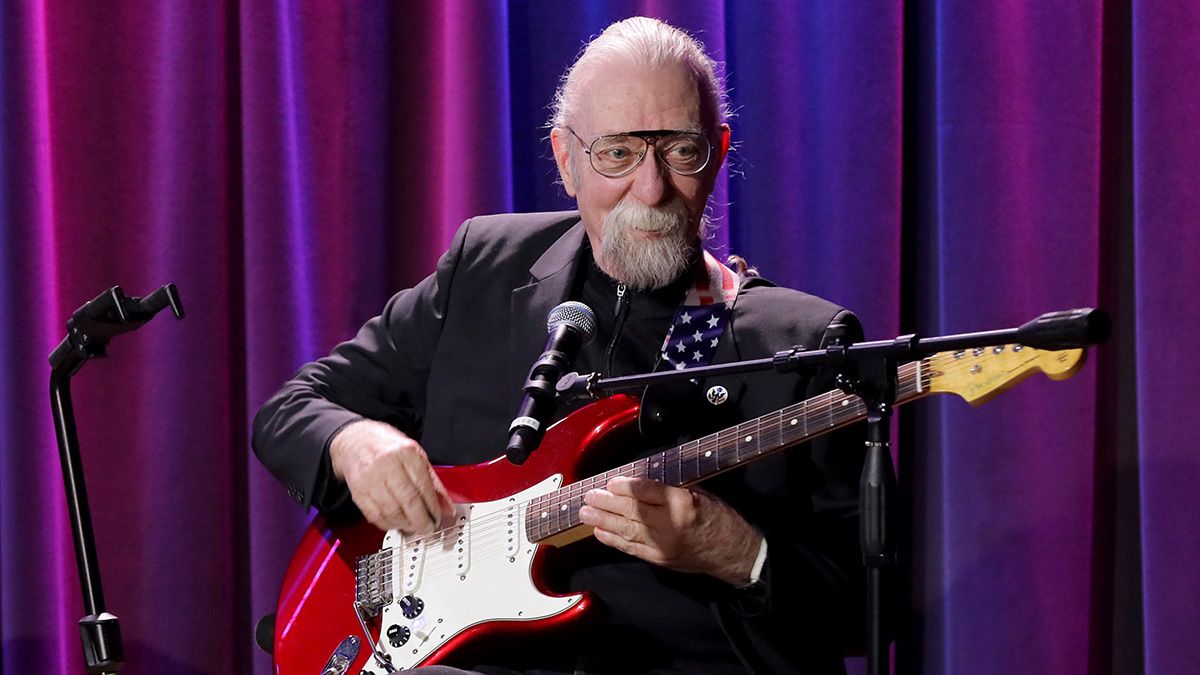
[589,133,710,177]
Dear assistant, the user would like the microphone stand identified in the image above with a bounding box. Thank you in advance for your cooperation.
[47,284,184,674]
[556,308,1109,675]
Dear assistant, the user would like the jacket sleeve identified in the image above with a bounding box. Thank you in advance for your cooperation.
[715,309,868,674]
[251,219,474,511]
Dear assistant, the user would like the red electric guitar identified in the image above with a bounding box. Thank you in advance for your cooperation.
[272,344,1085,674]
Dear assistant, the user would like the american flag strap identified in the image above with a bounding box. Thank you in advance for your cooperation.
[660,252,741,371]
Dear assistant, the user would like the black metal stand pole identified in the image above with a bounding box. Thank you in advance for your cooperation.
[559,308,1111,400]
[50,369,123,674]
[850,352,900,675]
[47,284,183,674]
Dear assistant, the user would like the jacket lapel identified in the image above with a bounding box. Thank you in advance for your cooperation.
[508,221,587,404]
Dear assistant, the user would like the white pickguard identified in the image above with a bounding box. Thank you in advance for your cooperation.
[371,474,581,670]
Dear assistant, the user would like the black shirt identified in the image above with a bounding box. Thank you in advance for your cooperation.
[489,248,749,674]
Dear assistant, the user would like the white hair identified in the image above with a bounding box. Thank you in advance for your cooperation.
[549,17,729,130]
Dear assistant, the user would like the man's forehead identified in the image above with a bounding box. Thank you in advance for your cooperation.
[570,59,704,134]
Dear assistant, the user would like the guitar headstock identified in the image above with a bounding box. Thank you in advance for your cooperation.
[922,345,1086,405]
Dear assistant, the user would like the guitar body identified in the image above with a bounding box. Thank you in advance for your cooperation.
[273,394,641,675]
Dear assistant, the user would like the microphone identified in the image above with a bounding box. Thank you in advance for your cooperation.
[506,301,597,464]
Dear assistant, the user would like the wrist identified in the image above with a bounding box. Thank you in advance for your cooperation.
[329,418,372,480]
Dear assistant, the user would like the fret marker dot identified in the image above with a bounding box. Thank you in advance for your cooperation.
[744,435,753,443]
[540,512,548,519]
[704,451,713,458]
[790,419,798,426]
[652,461,660,468]
[560,504,568,511]
[841,400,849,407]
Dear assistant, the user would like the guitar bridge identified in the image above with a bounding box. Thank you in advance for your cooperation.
[354,550,392,616]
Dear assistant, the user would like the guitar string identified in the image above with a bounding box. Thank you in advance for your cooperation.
[368,352,952,580]
[366,386,853,579]
[395,360,931,579]
[366,350,969,582]
[365,349,1035,582]
[374,352,1012,584]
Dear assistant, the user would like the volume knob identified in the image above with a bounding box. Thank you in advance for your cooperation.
[399,594,424,619]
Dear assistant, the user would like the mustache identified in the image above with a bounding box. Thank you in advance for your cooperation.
[612,196,693,233]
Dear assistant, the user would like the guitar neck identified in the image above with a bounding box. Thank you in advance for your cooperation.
[524,359,931,543]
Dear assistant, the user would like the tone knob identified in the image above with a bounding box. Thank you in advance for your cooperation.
[385,624,411,648]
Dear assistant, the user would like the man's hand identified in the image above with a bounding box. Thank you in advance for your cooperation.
[579,476,763,587]
[329,419,455,534]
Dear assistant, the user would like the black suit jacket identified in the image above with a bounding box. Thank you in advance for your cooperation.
[254,211,866,674]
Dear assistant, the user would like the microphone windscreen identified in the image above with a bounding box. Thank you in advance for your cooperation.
[547,301,597,344]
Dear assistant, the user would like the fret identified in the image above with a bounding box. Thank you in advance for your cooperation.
[539,494,552,540]
[759,412,779,459]
[542,495,555,539]
[664,445,681,486]
[551,494,566,535]
[632,457,647,481]
[803,397,811,438]
[565,494,582,530]
[797,398,809,441]
[698,435,720,476]
[733,421,755,467]
[524,497,539,541]
[776,407,791,447]
[646,452,667,483]
[681,439,701,483]
[722,426,742,470]
[831,392,851,425]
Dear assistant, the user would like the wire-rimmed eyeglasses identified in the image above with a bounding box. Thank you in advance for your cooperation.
[567,128,713,178]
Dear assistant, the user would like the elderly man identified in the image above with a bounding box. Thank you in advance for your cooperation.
[255,16,865,675]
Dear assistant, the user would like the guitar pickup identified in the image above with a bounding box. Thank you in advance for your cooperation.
[434,508,471,579]
[504,503,519,559]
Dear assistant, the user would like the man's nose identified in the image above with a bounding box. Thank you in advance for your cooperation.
[627,150,671,206]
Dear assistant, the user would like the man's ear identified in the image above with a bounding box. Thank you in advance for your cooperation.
[550,128,578,197]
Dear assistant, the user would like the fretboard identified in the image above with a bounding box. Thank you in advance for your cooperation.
[523,358,930,543]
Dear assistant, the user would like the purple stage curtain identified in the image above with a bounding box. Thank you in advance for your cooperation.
[1,1,1196,674]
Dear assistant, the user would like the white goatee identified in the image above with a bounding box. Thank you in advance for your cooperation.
[596,196,705,290]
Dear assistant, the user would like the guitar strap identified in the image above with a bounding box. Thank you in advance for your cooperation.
[659,250,741,370]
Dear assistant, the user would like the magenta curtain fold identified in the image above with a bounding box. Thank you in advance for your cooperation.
[2,1,1197,674]
[911,3,1104,672]
[1132,2,1200,673]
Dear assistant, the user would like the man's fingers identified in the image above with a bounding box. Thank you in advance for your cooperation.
[606,476,670,505]
[580,505,644,543]
[332,419,459,534]
[399,458,449,530]
[381,467,438,534]
[354,490,408,532]
[429,470,457,518]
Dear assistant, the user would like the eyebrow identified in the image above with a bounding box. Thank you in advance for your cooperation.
[594,125,704,136]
